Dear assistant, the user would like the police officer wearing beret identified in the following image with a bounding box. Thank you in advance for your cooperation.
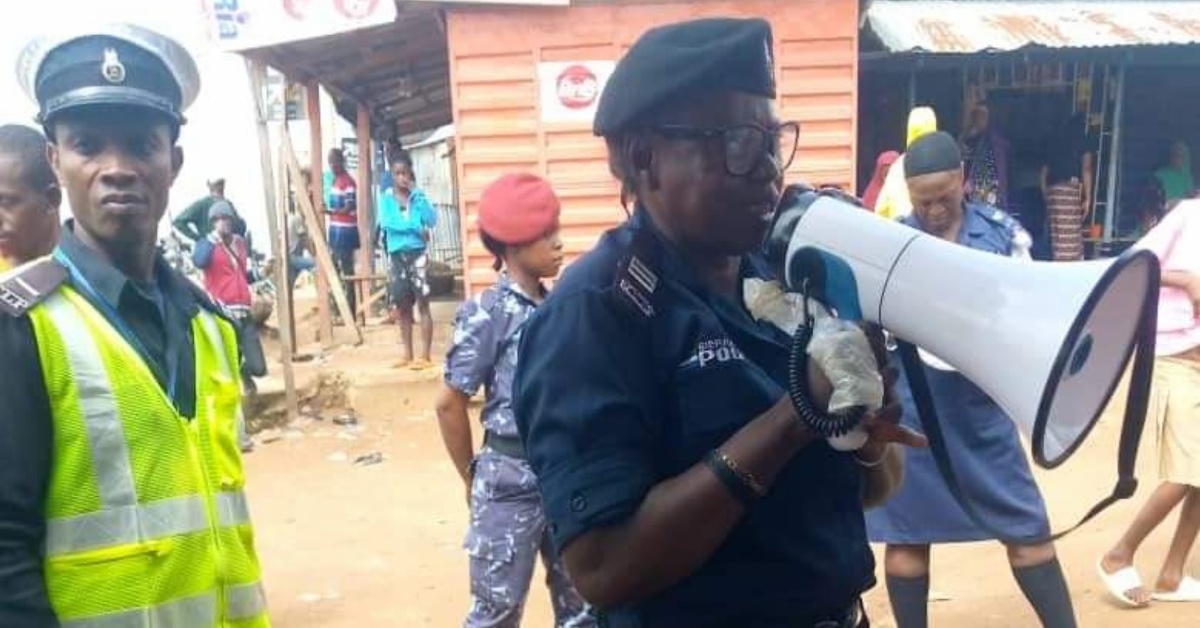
[0,24,270,627]
[513,18,924,628]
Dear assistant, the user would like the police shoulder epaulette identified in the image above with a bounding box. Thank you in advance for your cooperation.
[614,229,660,319]
[0,256,68,317]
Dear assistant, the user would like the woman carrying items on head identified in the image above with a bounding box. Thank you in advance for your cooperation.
[376,147,438,369]
[435,173,592,628]
[861,150,900,213]
[864,132,1077,628]
[512,18,926,628]
[875,106,938,220]
[1098,198,1200,607]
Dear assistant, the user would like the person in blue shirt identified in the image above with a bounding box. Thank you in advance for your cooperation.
[436,172,593,628]
[377,148,438,368]
[512,17,925,628]
[865,132,1076,628]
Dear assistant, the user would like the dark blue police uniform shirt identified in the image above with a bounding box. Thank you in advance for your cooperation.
[901,201,1027,255]
[513,208,874,627]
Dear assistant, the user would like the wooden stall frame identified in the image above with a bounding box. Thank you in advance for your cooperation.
[282,132,365,346]
[355,104,375,320]
[245,59,298,421]
[307,81,334,342]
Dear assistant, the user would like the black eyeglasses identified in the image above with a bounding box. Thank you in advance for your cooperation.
[651,121,800,177]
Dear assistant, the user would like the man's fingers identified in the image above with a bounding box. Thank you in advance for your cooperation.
[896,426,928,448]
[875,424,928,448]
[868,402,903,426]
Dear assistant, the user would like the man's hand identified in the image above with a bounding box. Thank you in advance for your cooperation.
[858,322,927,452]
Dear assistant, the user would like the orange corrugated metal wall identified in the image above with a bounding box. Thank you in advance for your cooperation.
[447,0,859,296]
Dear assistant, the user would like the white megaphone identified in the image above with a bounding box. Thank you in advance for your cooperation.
[763,185,1159,475]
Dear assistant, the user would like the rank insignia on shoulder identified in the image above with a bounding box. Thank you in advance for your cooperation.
[614,231,661,319]
[0,256,68,317]
[618,276,656,318]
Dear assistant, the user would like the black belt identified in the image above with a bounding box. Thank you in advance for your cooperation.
[483,431,526,459]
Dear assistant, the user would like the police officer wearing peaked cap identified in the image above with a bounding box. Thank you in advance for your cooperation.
[0,24,271,627]
[512,17,924,628]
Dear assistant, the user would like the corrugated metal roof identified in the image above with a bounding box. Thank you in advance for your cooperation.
[867,1,1200,53]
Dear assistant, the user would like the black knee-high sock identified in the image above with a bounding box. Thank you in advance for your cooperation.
[1012,557,1077,628]
[886,574,929,628]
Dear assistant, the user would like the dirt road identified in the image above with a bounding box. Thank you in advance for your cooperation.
[244,304,1200,627]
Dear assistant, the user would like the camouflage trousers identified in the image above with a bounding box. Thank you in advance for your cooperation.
[464,448,595,628]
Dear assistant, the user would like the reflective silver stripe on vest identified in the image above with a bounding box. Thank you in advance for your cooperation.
[44,294,137,511]
[46,495,210,557]
[60,591,216,628]
[226,582,268,620]
[196,312,233,379]
[197,311,246,427]
[217,491,251,527]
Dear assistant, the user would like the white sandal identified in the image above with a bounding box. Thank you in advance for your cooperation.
[1153,576,1200,602]
[1096,559,1150,608]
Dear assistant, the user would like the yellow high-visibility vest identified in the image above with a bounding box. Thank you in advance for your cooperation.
[27,285,270,628]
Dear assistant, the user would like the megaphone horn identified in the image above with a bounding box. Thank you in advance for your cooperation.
[765,186,1159,470]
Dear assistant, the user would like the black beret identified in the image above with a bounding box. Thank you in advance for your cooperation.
[904,131,963,178]
[18,24,200,126]
[593,17,776,137]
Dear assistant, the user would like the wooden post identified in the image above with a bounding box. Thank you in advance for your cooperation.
[282,79,299,346]
[283,132,364,345]
[306,81,333,342]
[245,59,297,421]
[355,103,374,322]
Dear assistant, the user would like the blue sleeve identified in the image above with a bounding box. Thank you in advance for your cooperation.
[413,190,438,229]
[513,290,659,553]
[192,238,216,269]
[444,297,498,396]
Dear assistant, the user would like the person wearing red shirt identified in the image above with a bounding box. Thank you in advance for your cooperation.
[193,201,268,422]
[324,148,360,321]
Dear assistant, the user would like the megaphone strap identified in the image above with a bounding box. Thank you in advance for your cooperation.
[896,324,1153,543]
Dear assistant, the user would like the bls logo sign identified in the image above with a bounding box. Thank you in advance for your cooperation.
[696,337,745,369]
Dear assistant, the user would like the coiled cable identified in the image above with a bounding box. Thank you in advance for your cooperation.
[786,293,869,438]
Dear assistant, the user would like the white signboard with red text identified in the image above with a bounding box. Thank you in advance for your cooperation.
[537,61,616,124]
[198,0,398,52]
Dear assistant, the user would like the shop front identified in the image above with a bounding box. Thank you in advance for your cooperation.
[228,0,864,296]
[445,0,862,293]
[858,0,1200,260]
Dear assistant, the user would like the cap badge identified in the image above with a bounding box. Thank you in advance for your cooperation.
[101,48,126,84]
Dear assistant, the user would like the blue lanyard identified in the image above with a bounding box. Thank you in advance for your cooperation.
[53,248,180,401]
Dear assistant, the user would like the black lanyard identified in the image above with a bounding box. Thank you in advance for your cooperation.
[54,248,181,402]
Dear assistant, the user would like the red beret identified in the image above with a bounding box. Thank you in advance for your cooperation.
[477,173,561,245]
